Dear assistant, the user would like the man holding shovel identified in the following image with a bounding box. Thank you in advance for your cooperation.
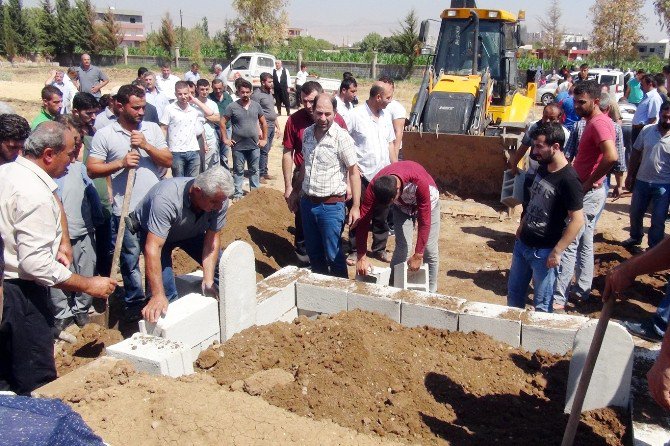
[87,84,172,323]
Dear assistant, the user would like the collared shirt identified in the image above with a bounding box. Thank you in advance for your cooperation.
[94,106,117,131]
[283,109,348,168]
[348,102,395,181]
[633,124,670,184]
[0,157,72,285]
[184,71,201,83]
[145,89,170,119]
[76,65,108,98]
[209,91,234,129]
[301,123,357,197]
[334,95,353,129]
[295,70,308,86]
[251,89,278,122]
[135,177,228,244]
[156,74,180,101]
[191,98,220,153]
[52,80,76,113]
[31,108,56,130]
[160,102,203,153]
[633,88,663,125]
[89,121,169,216]
[565,118,626,173]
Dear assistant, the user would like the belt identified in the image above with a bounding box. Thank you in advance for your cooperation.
[305,194,346,204]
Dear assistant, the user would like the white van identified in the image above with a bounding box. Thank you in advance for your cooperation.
[571,68,625,102]
[221,52,276,90]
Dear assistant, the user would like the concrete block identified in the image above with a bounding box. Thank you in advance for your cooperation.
[393,263,429,292]
[296,273,350,314]
[565,320,634,413]
[399,291,465,331]
[139,293,219,359]
[106,334,194,377]
[347,281,401,322]
[278,307,298,323]
[256,285,296,326]
[521,312,589,355]
[355,266,392,286]
[219,241,257,341]
[174,270,203,297]
[458,302,523,347]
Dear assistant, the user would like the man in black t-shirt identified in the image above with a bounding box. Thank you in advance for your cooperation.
[507,122,585,313]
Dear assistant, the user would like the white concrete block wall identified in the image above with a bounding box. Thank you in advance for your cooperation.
[400,292,465,331]
[521,312,589,355]
[278,307,298,323]
[348,281,401,322]
[393,263,429,292]
[355,266,392,286]
[174,270,204,297]
[296,273,350,314]
[219,241,257,341]
[106,334,194,378]
[255,266,308,326]
[458,302,523,347]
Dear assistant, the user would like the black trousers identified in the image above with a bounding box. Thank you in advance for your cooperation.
[349,177,389,254]
[0,279,57,395]
[275,89,291,116]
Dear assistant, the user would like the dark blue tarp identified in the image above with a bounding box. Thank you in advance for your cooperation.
[0,395,105,446]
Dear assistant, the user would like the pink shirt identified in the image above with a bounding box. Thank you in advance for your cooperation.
[572,113,615,185]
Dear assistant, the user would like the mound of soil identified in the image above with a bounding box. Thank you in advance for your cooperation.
[55,323,123,376]
[199,310,627,445]
[173,188,295,279]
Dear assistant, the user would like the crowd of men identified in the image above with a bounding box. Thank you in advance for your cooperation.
[2,55,670,414]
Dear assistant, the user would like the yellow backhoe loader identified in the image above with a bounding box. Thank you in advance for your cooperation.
[404,0,536,200]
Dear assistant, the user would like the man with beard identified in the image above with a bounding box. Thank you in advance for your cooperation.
[507,122,584,312]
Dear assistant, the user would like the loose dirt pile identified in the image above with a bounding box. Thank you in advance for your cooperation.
[55,323,123,376]
[173,188,296,279]
[198,310,627,445]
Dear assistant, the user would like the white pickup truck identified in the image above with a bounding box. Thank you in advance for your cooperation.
[220,52,342,106]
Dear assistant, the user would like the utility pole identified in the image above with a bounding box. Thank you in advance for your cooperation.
[179,9,184,46]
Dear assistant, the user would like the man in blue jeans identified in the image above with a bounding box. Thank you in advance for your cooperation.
[288,94,360,278]
[133,166,234,323]
[624,102,670,250]
[221,79,267,200]
[507,122,584,312]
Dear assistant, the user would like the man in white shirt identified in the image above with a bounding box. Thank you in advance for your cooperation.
[160,81,214,177]
[334,77,357,129]
[0,122,116,395]
[184,63,201,83]
[45,69,76,114]
[156,63,180,102]
[378,76,406,160]
[143,71,169,119]
[347,82,396,262]
[294,63,308,107]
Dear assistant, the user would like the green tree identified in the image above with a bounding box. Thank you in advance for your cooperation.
[285,35,333,52]
[4,0,27,58]
[157,12,176,56]
[379,36,401,53]
[589,0,644,66]
[537,0,565,68]
[96,8,121,52]
[213,21,238,59]
[393,9,421,78]
[55,0,78,58]
[201,16,209,38]
[655,0,670,31]
[359,32,382,52]
[36,0,59,56]
[21,6,40,55]
[72,0,96,52]
[232,0,288,49]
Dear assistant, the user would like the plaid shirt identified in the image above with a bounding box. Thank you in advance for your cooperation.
[301,123,357,197]
[564,118,626,173]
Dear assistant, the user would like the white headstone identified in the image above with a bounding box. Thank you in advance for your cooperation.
[565,320,634,413]
[219,240,257,341]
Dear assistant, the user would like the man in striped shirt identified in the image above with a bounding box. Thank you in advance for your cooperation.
[288,94,361,278]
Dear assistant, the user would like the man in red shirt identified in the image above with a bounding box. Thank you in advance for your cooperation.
[553,80,618,310]
[355,161,440,292]
[282,81,347,263]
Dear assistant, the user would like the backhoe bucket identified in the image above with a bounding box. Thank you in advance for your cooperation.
[402,131,519,200]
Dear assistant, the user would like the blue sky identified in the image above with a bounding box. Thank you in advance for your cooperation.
[24,0,669,43]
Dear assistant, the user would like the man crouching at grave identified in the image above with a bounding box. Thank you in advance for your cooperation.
[507,122,584,313]
[129,166,234,323]
[355,160,441,293]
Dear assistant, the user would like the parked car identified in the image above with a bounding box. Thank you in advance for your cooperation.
[536,81,559,105]
[571,68,625,102]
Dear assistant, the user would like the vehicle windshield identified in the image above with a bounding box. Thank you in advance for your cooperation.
[434,18,502,79]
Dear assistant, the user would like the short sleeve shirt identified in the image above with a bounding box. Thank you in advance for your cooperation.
[160,102,202,153]
[135,177,228,244]
[76,65,108,98]
[251,90,278,122]
[633,124,670,184]
[223,100,264,151]
[89,121,168,216]
[627,78,643,104]
[301,124,357,197]
[348,103,395,181]
[572,113,615,184]
[191,98,220,152]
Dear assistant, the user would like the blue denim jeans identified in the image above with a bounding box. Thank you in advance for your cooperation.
[112,215,145,311]
[219,127,231,170]
[232,148,260,198]
[300,198,347,278]
[139,232,220,302]
[507,239,557,312]
[630,179,670,249]
[653,283,670,336]
[259,121,275,177]
[171,150,200,178]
